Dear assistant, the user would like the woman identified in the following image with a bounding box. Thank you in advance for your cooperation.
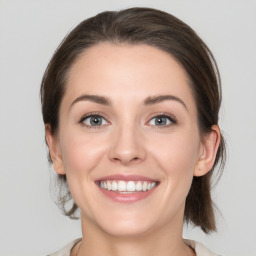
[41,7,225,256]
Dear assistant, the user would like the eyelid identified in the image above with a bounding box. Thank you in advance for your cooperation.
[78,111,177,129]
[146,112,177,127]
[79,112,110,128]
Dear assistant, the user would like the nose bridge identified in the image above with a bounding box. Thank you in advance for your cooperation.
[109,118,145,164]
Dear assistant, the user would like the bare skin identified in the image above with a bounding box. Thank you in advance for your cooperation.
[46,43,220,256]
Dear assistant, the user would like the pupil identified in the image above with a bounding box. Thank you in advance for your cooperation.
[90,116,102,126]
[156,117,166,125]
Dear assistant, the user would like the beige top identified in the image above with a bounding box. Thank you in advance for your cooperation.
[48,238,220,256]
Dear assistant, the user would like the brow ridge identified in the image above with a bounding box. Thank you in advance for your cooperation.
[70,94,111,109]
[70,94,187,111]
[144,95,187,110]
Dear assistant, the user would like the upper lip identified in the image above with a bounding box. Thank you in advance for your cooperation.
[95,174,159,182]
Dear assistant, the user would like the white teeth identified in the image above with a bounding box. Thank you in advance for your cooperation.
[112,181,118,191]
[142,181,147,191]
[107,181,112,190]
[118,181,126,192]
[99,180,157,192]
[127,181,136,192]
[136,181,142,191]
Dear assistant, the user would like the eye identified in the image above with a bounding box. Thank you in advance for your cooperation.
[80,114,108,127]
[148,115,176,127]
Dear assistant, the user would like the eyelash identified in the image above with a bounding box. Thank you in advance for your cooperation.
[146,112,177,128]
[79,112,177,129]
[79,112,110,129]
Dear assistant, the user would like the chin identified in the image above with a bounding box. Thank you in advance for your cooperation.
[84,208,157,238]
[99,219,154,238]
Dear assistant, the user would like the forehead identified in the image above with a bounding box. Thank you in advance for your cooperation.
[64,43,196,111]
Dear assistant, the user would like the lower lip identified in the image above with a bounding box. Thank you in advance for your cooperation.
[98,186,157,203]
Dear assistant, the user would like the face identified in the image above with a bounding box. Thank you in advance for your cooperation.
[47,43,210,237]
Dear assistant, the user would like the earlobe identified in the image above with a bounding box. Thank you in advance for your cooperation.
[194,125,221,177]
[45,124,66,175]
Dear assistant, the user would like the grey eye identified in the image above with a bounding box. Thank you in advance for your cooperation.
[83,115,108,126]
[149,115,172,126]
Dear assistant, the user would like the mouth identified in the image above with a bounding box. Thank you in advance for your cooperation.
[95,175,160,203]
[98,180,157,193]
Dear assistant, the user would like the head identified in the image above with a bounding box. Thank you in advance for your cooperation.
[41,7,225,234]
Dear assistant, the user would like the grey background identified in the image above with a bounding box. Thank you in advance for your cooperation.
[0,0,255,255]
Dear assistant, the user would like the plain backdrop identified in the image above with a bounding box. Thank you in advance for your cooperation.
[0,0,255,255]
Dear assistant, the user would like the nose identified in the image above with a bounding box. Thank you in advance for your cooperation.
[108,123,146,165]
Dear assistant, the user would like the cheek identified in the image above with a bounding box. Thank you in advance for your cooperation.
[149,130,200,195]
[58,131,108,212]
[59,131,106,175]
[153,131,199,172]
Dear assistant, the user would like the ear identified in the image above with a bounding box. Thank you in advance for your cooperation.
[194,125,221,177]
[45,124,66,175]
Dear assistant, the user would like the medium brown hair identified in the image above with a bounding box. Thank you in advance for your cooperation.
[40,7,226,234]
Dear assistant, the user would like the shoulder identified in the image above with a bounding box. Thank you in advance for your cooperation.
[47,238,221,256]
[47,238,81,256]
[184,239,221,256]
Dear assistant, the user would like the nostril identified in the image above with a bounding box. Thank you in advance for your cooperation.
[109,138,146,164]
[111,156,142,165]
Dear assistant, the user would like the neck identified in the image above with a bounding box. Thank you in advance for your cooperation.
[77,212,195,256]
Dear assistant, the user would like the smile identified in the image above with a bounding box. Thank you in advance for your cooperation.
[96,175,159,203]
[100,180,157,193]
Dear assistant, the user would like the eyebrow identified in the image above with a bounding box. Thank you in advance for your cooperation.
[70,94,187,111]
[144,95,188,111]
[70,94,111,110]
